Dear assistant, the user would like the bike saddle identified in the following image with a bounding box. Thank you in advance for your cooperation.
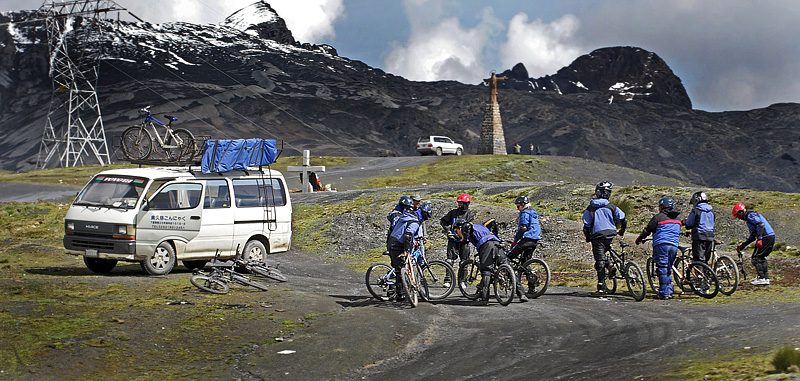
[620,242,630,248]
[678,246,689,253]
[164,115,178,121]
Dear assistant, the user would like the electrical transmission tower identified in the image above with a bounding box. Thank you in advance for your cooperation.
[37,0,125,169]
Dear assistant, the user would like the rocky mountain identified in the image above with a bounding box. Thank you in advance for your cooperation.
[1,2,799,193]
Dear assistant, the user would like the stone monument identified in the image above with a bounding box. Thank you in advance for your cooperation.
[477,72,508,155]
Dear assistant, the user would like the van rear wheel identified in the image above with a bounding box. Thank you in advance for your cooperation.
[84,257,117,273]
[243,240,268,264]
[183,260,207,271]
[141,242,177,275]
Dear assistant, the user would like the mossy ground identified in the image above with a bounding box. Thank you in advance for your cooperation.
[1,156,799,378]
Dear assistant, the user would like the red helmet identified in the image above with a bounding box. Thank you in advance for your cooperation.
[457,193,471,203]
[732,202,746,218]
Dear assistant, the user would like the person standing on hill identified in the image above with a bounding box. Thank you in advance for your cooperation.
[582,181,627,297]
[732,202,776,285]
[440,193,474,266]
[683,191,715,264]
[513,142,521,154]
[636,197,682,300]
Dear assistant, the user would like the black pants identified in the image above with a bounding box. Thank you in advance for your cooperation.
[691,240,713,264]
[447,239,470,262]
[591,238,613,287]
[507,238,539,262]
[752,235,775,279]
[477,241,524,300]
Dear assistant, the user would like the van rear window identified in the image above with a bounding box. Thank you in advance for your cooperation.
[232,178,286,208]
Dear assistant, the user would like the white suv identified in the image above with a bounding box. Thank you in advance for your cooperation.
[416,136,463,156]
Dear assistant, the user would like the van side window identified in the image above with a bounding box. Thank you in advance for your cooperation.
[149,183,202,210]
[232,178,287,208]
[203,180,230,209]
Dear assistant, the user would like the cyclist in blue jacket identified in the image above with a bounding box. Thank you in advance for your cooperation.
[387,197,421,301]
[732,202,776,285]
[507,195,542,263]
[582,181,627,296]
[453,219,526,305]
[636,197,682,299]
[683,191,715,264]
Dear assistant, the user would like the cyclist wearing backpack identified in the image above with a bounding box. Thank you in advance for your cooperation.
[732,202,775,285]
[683,191,715,264]
[582,181,627,296]
[508,195,541,264]
[636,197,682,300]
[453,219,526,305]
[440,193,475,266]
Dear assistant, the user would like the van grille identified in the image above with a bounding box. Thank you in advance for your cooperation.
[70,239,116,250]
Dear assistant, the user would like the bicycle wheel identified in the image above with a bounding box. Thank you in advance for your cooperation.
[415,263,430,302]
[714,255,739,296]
[624,262,647,301]
[365,263,393,301]
[645,257,659,294]
[493,263,516,306]
[687,262,719,298]
[250,263,288,282]
[674,257,694,293]
[604,265,618,295]
[121,126,153,160]
[167,128,196,160]
[401,266,418,307]
[519,258,550,298]
[231,272,269,291]
[190,274,229,294]
[458,259,481,300]
[420,260,455,300]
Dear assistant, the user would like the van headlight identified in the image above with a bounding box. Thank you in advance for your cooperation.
[115,224,136,238]
[65,221,75,232]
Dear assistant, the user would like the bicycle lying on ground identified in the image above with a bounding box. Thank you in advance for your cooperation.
[457,248,517,306]
[504,242,550,298]
[365,241,455,306]
[602,239,647,301]
[190,250,269,294]
[122,106,196,161]
[645,239,720,298]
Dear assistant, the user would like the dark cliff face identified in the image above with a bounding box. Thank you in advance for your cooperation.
[499,47,692,108]
[0,6,798,193]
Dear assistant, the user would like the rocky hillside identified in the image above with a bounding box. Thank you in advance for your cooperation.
[1,1,799,193]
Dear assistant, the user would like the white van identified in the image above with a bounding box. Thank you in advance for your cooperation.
[63,166,292,275]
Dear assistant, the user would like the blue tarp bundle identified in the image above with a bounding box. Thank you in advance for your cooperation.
[200,138,277,173]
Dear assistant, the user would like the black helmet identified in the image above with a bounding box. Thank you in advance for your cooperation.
[398,196,413,210]
[453,218,472,237]
[595,181,613,199]
[514,195,529,205]
[419,203,432,220]
[658,197,674,209]
[690,191,708,206]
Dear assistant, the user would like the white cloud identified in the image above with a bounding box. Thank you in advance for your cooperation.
[500,13,583,78]
[384,3,502,83]
[269,0,344,42]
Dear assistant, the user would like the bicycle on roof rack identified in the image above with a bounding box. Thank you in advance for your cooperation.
[121,106,197,161]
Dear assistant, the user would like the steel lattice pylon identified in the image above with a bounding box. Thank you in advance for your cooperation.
[37,0,124,169]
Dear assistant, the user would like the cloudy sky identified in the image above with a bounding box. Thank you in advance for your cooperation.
[6,0,800,112]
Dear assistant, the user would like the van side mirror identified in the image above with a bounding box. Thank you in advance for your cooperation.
[141,198,150,211]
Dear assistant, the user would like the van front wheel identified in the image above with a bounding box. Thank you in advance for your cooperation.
[141,242,176,275]
[84,257,117,273]
[243,240,268,264]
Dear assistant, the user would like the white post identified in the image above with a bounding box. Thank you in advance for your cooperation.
[286,150,326,192]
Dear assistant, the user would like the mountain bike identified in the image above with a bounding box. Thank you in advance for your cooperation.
[602,239,646,301]
[122,106,196,161]
[231,251,287,282]
[645,241,719,298]
[457,247,517,306]
[707,238,738,295]
[505,242,550,298]
[190,250,269,294]
[366,241,454,303]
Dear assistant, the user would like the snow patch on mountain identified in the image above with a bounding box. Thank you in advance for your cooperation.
[222,1,279,35]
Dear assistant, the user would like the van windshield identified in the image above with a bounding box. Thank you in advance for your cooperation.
[74,175,147,209]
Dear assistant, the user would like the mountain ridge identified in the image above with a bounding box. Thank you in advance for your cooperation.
[0,4,798,193]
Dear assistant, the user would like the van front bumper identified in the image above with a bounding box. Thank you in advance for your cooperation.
[63,234,139,260]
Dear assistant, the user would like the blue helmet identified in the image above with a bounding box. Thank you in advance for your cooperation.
[419,203,432,220]
[398,196,413,210]
[658,197,674,209]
